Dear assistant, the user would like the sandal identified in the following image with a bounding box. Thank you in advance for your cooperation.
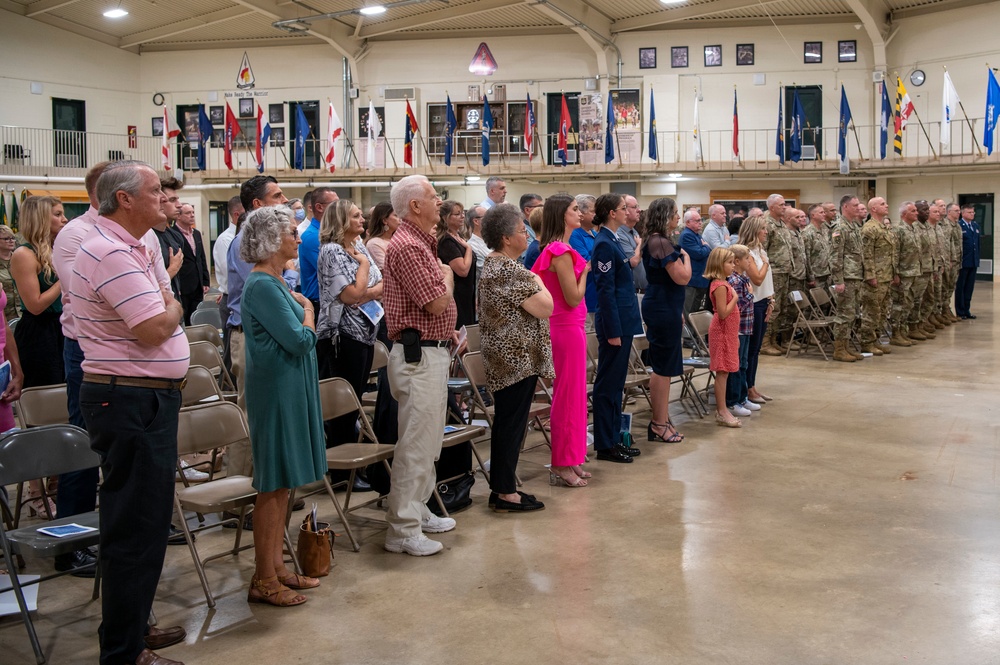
[715,413,742,428]
[25,488,57,519]
[549,467,588,487]
[248,575,307,607]
[571,465,592,479]
[648,421,684,443]
[277,572,321,590]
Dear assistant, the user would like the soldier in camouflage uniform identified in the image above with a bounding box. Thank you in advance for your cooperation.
[940,200,963,322]
[760,193,790,355]
[909,201,937,340]
[829,195,865,362]
[803,204,832,292]
[778,207,808,349]
[859,197,898,355]
[924,202,951,329]
[890,201,920,346]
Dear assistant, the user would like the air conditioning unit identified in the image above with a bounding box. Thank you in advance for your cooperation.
[56,153,80,167]
[184,157,199,170]
[801,145,817,160]
[566,149,577,162]
[384,87,416,101]
[978,259,993,275]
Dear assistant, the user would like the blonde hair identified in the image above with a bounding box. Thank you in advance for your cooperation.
[18,196,61,280]
[703,247,735,281]
[0,224,14,240]
[729,244,750,260]
[320,199,355,247]
[739,215,768,250]
[437,200,466,241]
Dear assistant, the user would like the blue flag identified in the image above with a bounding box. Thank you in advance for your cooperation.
[605,96,616,164]
[838,87,853,174]
[880,81,891,160]
[775,89,785,165]
[197,105,213,171]
[985,68,1000,155]
[294,104,309,171]
[790,90,805,162]
[444,95,457,166]
[481,99,493,166]
[648,91,657,161]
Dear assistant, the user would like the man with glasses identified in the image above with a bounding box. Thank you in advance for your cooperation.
[616,195,646,292]
[0,229,22,321]
[518,193,543,242]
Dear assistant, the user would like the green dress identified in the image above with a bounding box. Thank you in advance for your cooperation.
[242,271,326,493]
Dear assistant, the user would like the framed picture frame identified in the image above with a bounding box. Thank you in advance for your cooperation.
[271,127,285,146]
[704,45,722,67]
[209,106,224,125]
[269,103,284,124]
[838,40,857,63]
[639,47,657,70]
[151,117,164,137]
[238,98,254,118]
[737,43,754,66]
[211,128,224,145]
[671,46,688,68]
[804,41,822,64]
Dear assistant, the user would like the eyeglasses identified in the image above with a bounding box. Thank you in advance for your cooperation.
[285,228,299,238]
[616,206,627,212]
[509,227,529,237]
[525,204,543,210]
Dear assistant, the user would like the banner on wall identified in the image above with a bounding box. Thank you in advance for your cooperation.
[578,93,604,166]
[611,89,642,164]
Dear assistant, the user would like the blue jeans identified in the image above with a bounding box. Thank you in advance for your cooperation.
[746,299,769,390]
[80,381,181,665]
[57,339,98,518]
[726,335,750,407]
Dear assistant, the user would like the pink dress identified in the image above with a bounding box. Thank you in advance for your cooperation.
[708,279,740,373]
[0,289,14,432]
[533,242,587,467]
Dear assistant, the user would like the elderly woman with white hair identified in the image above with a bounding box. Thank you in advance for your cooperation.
[240,205,326,607]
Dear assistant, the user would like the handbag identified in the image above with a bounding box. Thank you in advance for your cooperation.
[427,471,475,516]
[297,516,335,578]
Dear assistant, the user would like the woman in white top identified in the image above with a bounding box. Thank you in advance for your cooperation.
[741,215,774,404]
[465,206,489,276]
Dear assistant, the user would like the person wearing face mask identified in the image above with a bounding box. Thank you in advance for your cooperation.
[289,198,308,230]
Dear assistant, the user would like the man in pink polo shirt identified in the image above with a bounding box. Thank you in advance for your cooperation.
[71,160,190,665]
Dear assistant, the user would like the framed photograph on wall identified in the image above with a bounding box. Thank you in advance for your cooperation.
[804,41,822,64]
[704,45,722,67]
[209,106,224,124]
[737,43,754,66]
[151,117,164,137]
[671,46,688,68]
[238,98,254,118]
[211,128,224,145]
[269,104,284,124]
[838,40,857,63]
[271,127,285,146]
[639,47,657,69]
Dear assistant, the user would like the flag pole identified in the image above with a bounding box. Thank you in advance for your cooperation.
[910,107,938,159]
[945,66,984,157]
[851,123,864,160]
[409,98,436,174]
[734,84,742,168]
[382,133,398,171]
[612,96,623,168]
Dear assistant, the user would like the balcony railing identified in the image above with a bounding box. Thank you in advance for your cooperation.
[2,118,996,181]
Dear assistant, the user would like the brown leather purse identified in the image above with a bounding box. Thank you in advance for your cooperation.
[297,516,334,578]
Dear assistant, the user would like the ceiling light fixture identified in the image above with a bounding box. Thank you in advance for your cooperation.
[103,0,127,17]
[359,5,387,15]
[659,0,685,4]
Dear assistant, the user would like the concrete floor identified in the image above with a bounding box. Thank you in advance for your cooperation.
[2,283,997,665]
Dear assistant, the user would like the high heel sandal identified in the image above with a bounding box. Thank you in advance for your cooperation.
[648,421,684,443]
[549,468,588,487]
[715,413,742,428]
[571,465,592,479]
[277,572,321,590]
[26,491,57,519]
[248,575,308,607]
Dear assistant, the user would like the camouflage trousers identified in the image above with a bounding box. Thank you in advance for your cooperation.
[920,270,943,318]
[942,266,958,311]
[909,274,930,326]
[778,277,806,335]
[767,272,789,335]
[860,281,891,344]
[811,274,831,293]
[891,276,919,334]
[833,279,862,341]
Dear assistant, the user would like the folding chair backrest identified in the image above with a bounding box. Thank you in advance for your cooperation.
[177,401,249,457]
[318,377,377,442]
[15,384,69,428]
[196,299,221,312]
[0,425,96,486]
[371,341,389,372]
[464,324,481,353]
[789,290,805,310]
[184,323,223,348]
[189,341,235,391]
[190,307,223,330]
[810,287,831,309]
[182,365,225,406]
[460,351,494,424]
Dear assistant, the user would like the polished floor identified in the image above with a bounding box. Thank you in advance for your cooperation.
[2,283,998,665]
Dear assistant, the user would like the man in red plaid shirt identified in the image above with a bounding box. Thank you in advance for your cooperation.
[383,175,458,556]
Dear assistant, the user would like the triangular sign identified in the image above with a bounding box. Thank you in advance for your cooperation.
[469,42,498,76]
[237,51,255,90]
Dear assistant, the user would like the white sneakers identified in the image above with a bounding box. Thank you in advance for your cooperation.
[730,403,752,417]
[741,400,761,412]
[420,515,456,533]
[175,461,209,482]
[384,534,444,556]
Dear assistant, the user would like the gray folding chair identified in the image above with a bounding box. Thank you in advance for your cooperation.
[10,384,70,527]
[190,306,223,330]
[0,425,101,665]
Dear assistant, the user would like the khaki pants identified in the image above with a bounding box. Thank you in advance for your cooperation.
[833,279,862,341]
[224,328,253,477]
[385,344,451,540]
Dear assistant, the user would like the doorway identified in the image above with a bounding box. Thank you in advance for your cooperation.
[784,86,822,161]
[290,101,320,170]
[208,200,230,274]
[958,193,994,280]
[52,98,86,168]
[546,92,580,166]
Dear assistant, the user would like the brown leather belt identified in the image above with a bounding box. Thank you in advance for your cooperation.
[83,373,187,391]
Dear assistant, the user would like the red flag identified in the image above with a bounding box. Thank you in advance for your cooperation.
[161,105,180,171]
[732,88,740,158]
[256,105,265,168]
[224,103,240,170]
[558,94,571,166]
[403,100,418,167]
[525,93,536,161]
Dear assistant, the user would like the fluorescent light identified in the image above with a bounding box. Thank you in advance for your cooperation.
[359,5,386,15]
[667,173,683,178]
[103,7,128,17]
[659,0,685,4]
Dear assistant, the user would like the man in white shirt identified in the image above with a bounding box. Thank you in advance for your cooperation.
[479,176,506,210]
[213,195,244,369]
[702,204,732,250]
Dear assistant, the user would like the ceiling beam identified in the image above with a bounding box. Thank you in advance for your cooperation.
[365,25,569,40]
[356,0,518,39]
[139,36,325,52]
[612,0,792,33]
[24,0,83,18]
[843,0,889,71]
[28,13,123,48]
[892,0,995,19]
[529,0,613,78]
[120,7,254,48]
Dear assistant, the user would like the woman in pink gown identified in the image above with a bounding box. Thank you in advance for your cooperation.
[0,288,24,432]
[532,195,591,487]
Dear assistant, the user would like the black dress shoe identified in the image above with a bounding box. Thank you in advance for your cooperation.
[493,495,545,513]
[488,491,536,507]
[144,625,187,650]
[595,448,634,463]
[54,549,97,577]
[292,497,306,511]
[167,525,191,545]
[617,443,641,457]
[352,476,373,492]
[967,314,977,319]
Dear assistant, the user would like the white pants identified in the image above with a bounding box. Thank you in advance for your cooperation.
[385,344,450,539]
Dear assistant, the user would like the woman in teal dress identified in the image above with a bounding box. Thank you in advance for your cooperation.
[240,205,326,607]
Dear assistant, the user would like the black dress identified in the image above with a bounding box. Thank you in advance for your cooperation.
[437,235,477,329]
[640,235,685,377]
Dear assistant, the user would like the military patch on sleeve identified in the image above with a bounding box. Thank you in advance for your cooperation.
[598,260,612,273]
[831,232,841,238]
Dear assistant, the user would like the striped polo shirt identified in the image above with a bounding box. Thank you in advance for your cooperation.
[71,215,190,379]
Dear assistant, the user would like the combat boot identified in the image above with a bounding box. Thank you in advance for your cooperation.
[928,316,945,330]
[890,332,913,347]
[920,323,937,339]
[947,307,961,322]
[937,313,952,326]
[907,327,927,341]
[860,343,884,356]
[879,342,891,354]
[833,340,857,362]
[759,331,783,356]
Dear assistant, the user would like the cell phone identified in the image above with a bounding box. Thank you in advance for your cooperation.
[401,328,422,364]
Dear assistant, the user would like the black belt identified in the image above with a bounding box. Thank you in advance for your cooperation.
[419,340,450,348]
[228,324,243,332]
[83,373,187,391]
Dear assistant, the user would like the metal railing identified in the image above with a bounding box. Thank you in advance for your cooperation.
[2,119,995,181]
